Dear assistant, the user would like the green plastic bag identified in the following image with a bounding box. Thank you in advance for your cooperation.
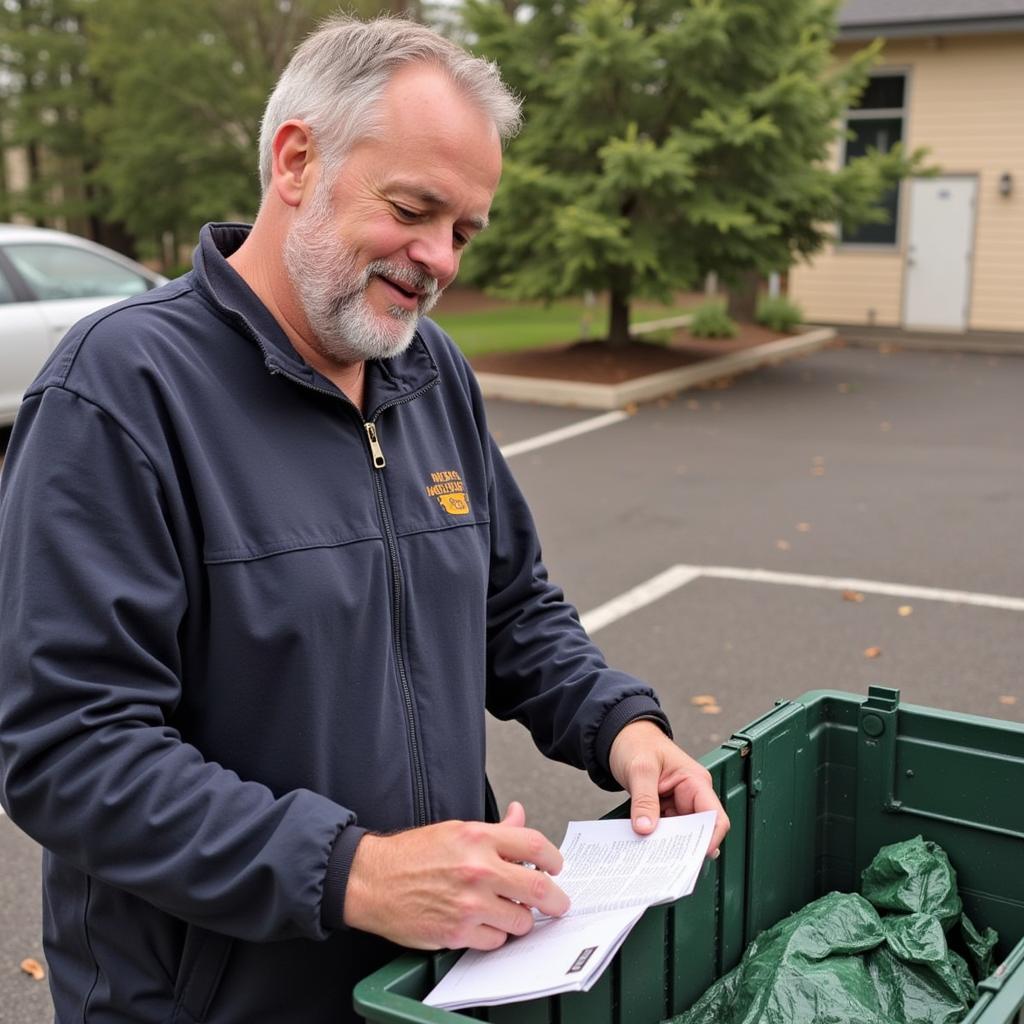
[668,837,998,1024]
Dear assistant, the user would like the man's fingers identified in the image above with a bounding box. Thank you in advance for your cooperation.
[496,862,571,918]
[693,788,730,856]
[500,800,526,828]
[464,923,514,951]
[493,826,563,876]
[627,754,662,834]
[498,897,538,937]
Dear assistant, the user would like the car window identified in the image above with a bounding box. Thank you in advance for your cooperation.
[2,243,151,301]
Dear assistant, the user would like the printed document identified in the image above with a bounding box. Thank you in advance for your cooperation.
[424,810,716,1009]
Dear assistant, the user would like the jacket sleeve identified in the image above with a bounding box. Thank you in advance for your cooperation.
[0,386,364,941]
[482,433,670,790]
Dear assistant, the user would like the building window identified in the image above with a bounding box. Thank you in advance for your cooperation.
[841,73,906,246]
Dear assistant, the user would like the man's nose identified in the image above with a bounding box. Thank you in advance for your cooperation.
[406,227,459,286]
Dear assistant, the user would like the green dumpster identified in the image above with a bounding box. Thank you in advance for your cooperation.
[353,687,1024,1024]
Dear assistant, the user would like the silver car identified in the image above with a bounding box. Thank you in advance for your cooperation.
[0,224,167,426]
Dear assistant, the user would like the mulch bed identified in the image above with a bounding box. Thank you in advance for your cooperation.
[469,323,792,385]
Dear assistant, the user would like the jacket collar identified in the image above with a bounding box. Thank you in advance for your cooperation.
[190,222,439,414]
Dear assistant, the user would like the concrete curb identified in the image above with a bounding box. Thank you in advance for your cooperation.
[475,326,837,410]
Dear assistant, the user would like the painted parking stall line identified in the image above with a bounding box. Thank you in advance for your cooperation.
[582,563,1024,635]
[580,566,702,635]
[499,411,629,459]
[695,566,1024,613]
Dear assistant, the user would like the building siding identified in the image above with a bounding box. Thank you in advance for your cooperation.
[790,32,1024,331]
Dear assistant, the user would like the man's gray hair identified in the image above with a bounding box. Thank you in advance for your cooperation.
[258,15,522,194]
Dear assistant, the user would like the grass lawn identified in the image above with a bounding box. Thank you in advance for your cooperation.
[431,296,697,356]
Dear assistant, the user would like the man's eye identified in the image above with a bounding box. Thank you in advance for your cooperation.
[392,204,419,221]
[454,232,470,249]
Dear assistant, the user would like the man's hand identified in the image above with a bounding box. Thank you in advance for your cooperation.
[609,721,730,856]
[343,801,569,951]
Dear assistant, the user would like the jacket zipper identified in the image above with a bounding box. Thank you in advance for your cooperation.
[362,421,429,825]
[263,358,437,827]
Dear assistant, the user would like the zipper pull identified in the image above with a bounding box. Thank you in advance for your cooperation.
[364,422,386,469]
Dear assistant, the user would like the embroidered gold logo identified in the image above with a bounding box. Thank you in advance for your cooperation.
[425,470,470,516]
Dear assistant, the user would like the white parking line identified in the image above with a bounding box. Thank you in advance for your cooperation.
[580,566,702,634]
[499,411,629,459]
[581,563,1024,634]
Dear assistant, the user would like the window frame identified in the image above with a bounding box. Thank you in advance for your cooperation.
[837,67,913,252]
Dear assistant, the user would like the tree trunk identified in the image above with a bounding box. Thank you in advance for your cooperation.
[0,135,9,223]
[26,141,45,227]
[608,287,631,348]
[607,267,632,348]
[726,269,761,322]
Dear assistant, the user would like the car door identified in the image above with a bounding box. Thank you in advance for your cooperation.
[0,242,155,425]
[0,260,52,426]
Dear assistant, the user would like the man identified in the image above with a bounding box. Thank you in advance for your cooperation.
[0,16,727,1023]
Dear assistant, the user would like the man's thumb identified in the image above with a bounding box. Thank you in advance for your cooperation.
[501,800,526,828]
[629,762,661,835]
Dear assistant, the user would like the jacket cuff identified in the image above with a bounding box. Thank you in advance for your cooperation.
[594,695,673,790]
[321,824,369,931]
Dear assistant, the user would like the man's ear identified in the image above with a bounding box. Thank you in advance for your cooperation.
[271,120,317,209]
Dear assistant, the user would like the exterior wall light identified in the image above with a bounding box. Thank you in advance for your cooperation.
[998,172,1013,197]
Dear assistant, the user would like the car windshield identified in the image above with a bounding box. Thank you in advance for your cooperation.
[3,242,151,300]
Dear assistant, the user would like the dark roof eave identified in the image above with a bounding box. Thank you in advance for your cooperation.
[838,15,1024,39]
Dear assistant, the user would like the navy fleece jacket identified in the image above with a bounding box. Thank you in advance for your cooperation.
[0,223,668,1023]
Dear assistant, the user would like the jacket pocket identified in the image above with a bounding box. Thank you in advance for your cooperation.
[171,925,233,1023]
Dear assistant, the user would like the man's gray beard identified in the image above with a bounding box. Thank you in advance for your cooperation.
[283,190,441,365]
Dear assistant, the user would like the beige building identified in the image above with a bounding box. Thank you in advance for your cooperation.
[790,0,1024,338]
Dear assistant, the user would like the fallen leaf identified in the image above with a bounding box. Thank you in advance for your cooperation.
[879,344,894,355]
[864,646,882,659]
[776,539,791,551]
[691,694,717,706]
[898,605,913,617]
[838,383,850,393]
[811,466,826,476]
[709,733,721,743]
[711,401,722,411]
[813,456,825,465]
[687,399,701,410]
[796,522,812,533]
[880,421,892,432]
[998,695,1018,706]
[20,958,45,982]
[623,402,638,416]
[842,590,865,603]
[657,397,671,409]
[700,704,722,715]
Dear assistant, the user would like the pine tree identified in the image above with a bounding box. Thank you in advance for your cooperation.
[460,0,925,345]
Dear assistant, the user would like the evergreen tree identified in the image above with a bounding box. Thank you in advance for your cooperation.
[460,0,925,344]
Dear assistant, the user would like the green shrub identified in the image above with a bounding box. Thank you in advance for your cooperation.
[688,300,738,339]
[756,295,804,333]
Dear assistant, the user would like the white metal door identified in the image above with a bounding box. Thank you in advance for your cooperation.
[903,176,976,331]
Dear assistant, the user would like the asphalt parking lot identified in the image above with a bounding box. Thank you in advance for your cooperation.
[483,343,1024,839]
[1,342,1022,1019]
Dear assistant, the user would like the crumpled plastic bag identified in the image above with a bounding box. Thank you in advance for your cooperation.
[668,836,998,1024]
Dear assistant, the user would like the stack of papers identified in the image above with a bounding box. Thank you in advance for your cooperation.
[424,811,716,1010]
